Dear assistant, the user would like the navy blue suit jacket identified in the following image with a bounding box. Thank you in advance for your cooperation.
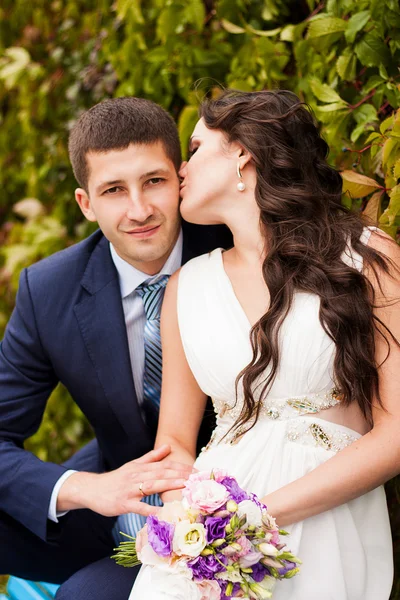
[0,223,232,543]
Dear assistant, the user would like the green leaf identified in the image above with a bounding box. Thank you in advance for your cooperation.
[380,184,400,225]
[341,170,382,198]
[380,115,395,134]
[350,123,374,143]
[0,47,31,89]
[355,31,391,68]
[354,103,378,125]
[185,0,205,32]
[362,75,385,94]
[382,138,400,169]
[316,102,349,113]
[394,159,400,180]
[221,19,246,34]
[336,49,357,81]
[280,24,296,42]
[365,131,382,144]
[363,191,382,224]
[345,10,370,44]
[309,78,345,104]
[245,24,281,37]
[379,64,389,80]
[178,105,199,159]
[307,17,347,39]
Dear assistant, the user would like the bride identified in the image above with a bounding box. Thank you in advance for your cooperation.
[129,89,399,599]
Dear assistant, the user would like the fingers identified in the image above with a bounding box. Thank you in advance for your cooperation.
[135,445,171,464]
[139,478,187,497]
[132,467,191,483]
[124,502,161,518]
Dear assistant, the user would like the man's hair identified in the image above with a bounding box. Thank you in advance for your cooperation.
[68,97,182,191]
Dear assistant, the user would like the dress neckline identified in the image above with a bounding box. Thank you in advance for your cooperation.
[213,248,255,330]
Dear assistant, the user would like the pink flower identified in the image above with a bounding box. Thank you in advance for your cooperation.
[186,469,228,485]
[235,535,253,558]
[183,479,229,514]
[238,550,263,568]
[197,579,221,600]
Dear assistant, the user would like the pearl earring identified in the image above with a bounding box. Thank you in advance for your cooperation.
[237,162,246,192]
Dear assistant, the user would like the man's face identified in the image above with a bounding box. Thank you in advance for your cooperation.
[75,142,181,274]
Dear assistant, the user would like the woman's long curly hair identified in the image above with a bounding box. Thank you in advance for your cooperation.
[200,89,396,433]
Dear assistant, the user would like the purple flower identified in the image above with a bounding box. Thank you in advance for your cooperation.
[248,492,267,511]
[188,554,226,580]
[278,560,297,576]
[218,581,242,599]
[220,477,249,503]
[147,515,174,557]
[251,562,271,582]
[205,515,230,543]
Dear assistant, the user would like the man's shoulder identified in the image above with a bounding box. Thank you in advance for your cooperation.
[182,222,232,263]
[26,229,105,286]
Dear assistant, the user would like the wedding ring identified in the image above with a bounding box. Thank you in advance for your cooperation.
[139,481,146,497]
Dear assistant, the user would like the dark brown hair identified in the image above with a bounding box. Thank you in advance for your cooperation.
[200,89,396,432]
[68,97,181,191]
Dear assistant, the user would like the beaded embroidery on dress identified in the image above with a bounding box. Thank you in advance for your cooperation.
[129,227,393,600]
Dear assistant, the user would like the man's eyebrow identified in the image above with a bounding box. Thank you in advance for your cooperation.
[139,168,170,180]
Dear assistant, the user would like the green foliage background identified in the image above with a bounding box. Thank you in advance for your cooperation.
[0,0,399,595]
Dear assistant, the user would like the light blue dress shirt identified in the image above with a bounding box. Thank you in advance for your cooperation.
[48,230,183,522]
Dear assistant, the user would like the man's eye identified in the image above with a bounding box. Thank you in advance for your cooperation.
[104,186,122,194]
[147,178,165,185]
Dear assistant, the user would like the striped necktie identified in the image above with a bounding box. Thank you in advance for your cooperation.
[136,274,170,431]
[113,274,169,543]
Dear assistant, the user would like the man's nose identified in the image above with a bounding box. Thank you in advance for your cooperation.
[179,161,188,178]
[125,193,154,222]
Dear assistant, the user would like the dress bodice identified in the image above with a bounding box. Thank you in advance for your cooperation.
[177,227,374,437]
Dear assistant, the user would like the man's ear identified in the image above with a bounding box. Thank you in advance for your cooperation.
[75,188,97,222]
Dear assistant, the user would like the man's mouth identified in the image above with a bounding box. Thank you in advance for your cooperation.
[124,224,161,238]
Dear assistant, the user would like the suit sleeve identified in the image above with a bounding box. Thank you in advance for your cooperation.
[0,268,68,541]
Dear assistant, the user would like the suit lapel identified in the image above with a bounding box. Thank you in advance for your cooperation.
[74,235,148,438]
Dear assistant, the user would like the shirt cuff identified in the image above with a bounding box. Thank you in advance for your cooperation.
[48,470,78,523]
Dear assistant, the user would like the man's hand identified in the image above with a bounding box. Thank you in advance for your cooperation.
[57,445,192,517]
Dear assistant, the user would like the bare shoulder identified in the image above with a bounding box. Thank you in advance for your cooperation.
[368,229,400,264]
[164,269,181,303]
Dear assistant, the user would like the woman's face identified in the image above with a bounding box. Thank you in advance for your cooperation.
[179,118,239,225]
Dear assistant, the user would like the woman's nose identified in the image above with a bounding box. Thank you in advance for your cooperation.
[179,161,188,178]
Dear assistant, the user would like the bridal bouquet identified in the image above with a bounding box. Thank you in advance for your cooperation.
[113,470,300,599]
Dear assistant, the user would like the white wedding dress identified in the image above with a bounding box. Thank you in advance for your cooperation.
[129,228,393,600]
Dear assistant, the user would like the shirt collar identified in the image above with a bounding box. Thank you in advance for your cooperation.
[110,229,183,299]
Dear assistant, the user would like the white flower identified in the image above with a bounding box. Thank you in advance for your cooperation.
[262,512,278,530]
[237,499,263,528]
[216,568,243,583]
[150,568,202,600]
[258,542,279,557]
[172,520,207,557]
[137,543,168,567]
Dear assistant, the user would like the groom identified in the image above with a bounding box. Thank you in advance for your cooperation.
[0,97,231,599]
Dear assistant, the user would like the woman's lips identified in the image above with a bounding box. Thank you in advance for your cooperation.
[125,225,161,238]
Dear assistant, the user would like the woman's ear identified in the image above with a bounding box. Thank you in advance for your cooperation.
[238,147,253,171]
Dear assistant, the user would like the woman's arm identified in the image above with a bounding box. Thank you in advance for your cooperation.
[155,270,208,500]
[262,231,400,526]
